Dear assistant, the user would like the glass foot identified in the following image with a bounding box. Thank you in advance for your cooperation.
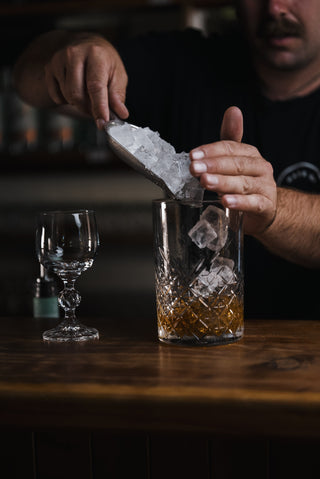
[43,321,99,342]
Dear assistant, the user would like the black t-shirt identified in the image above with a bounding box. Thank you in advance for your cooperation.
[118,28,320,320]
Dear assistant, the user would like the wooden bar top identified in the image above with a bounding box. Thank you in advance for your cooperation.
[0,316,319,437]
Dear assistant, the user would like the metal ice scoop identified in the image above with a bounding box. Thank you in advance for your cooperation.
[104,114,204,203]
[104,116,175,197]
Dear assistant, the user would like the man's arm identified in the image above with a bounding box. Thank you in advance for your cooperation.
[190,106,320,268]
[255,187,320,268]
[13,30,129,128]
[15,34,320,268]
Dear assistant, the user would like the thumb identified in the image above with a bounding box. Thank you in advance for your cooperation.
[220,106,243,142]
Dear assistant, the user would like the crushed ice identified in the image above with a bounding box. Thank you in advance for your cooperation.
[107,122,204,202]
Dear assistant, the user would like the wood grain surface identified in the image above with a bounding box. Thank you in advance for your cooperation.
[0,316,319,437]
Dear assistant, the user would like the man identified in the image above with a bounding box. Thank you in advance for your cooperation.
[13,0,320,319]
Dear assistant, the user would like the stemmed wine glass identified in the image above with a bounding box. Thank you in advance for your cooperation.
[36,209,100,342]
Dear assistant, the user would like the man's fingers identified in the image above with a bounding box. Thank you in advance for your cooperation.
[46,50,91,115]
[190,153,271,178]
[43,37,129,129]
[45,73,65,105]
[86,53,111,125]
[109,91,129,120]
[44,62,66,105]
[108,64,129,120]
[221,193,272,216]
[63,57,87,110]
[200,172,273,196]
[86,48,129,128]
[220,106,243,142]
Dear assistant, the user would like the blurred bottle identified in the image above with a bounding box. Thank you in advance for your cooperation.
[78,118,110,165]
[3,66,39,155]
[33,265,59,319]
[44,110,75,153]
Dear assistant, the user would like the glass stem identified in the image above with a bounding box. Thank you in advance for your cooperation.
[61,278,78,323]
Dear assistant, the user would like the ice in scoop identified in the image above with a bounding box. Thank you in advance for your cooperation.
[105,119,204,202]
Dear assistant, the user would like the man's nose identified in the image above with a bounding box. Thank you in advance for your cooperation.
[266,0,290,17]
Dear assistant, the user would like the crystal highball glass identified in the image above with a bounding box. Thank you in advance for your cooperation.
[152,199,244,346]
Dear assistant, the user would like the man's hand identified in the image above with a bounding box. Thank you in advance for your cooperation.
[14,31,129,129]
[45,32,129,128]
[189,106,277,236]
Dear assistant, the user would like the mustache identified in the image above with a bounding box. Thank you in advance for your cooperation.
[257,17,304,38]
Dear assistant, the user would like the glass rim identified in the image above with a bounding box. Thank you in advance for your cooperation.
[37,209,95,216]
[152,198,222,205]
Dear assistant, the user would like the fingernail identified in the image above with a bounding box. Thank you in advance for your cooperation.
[193,162,207,174]
[96,118,106,130]
[224,196,238,207]
[207,175,219,186]
[191,150,205,160]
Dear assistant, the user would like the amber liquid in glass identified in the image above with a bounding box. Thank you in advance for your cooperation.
[157,292,243,342]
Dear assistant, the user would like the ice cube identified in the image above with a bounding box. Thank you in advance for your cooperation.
[210,257,235,286]
[193,256,236,296]
[188,219,217,249]
[188,205,229,252]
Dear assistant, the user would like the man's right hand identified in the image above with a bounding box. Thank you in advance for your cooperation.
[45,32,129,128]
[14,31,129,129]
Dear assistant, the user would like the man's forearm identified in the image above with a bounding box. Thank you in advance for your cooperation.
[255,187,320,268]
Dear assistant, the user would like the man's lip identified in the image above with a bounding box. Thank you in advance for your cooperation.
[263,35,300,48]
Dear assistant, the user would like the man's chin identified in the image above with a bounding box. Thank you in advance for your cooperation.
[256,43,304,71]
